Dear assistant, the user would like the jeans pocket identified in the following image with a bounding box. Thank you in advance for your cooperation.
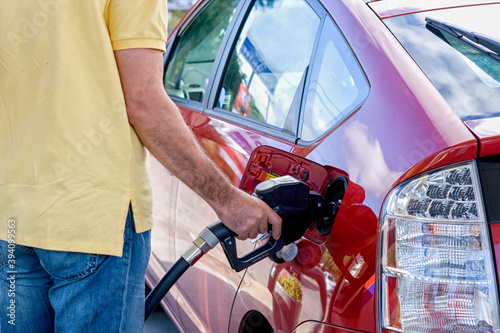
[34,248,102,281]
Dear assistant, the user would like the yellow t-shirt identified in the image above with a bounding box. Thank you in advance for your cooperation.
[0,0,168,256]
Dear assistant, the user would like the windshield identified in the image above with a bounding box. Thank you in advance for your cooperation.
[384,4,500,121]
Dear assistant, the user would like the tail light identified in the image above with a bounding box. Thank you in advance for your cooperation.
[379,161,500,332]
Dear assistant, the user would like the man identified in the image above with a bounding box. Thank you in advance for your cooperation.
[0,1,281,331]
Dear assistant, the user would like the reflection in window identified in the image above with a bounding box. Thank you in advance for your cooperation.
[217,0,320,133]
[301,17,369,142]
[430,27,500,88]
[164,0,239,102]
[384,6,500,121]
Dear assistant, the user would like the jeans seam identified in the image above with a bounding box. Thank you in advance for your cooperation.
[119,214,134,332]
[0,243,7,269]
[35,250,100,281]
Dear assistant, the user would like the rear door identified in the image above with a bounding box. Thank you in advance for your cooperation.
[159,0,373,330]
[164,0,329,330]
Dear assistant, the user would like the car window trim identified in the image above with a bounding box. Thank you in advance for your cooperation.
[163,0,249,110]
[201,107,300,143]
[205,0,253,112]
[162,39,174,81]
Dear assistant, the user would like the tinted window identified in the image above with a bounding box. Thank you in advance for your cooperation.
[301,17,369,142]
[164,0,239,102]
[216,0,321,134]
[384,5,500,121]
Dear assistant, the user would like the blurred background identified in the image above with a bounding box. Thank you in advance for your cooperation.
[168,0,198,32]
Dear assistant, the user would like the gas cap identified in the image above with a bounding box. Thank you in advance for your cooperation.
[295,240,322,269]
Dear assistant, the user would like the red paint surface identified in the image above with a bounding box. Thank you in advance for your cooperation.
[146,0,500,332]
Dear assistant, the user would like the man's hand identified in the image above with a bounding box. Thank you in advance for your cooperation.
[114,48,281,240]
[216,188,281,240]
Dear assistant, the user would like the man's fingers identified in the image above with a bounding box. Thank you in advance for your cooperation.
[219,191,283,241]
[248,228,259,240]
[268,212,282,240]
[235,230,248,241]
[258,222,268,235]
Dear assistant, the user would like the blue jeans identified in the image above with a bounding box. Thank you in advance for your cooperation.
[0,208,151,332]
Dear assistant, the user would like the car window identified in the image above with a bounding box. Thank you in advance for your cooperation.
[384,5,500,121]
[216,0,321,135]
[300,17,370,142]
[164,0,239,102]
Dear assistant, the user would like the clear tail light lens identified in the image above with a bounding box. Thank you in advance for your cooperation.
[379,161,500,332]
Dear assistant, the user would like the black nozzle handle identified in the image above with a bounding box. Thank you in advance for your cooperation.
[207,220,236,242]
[221,236,283,272]
[207,220,283,272]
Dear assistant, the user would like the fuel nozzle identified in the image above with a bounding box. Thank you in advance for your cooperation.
[213,175,339,272]
[254,175,337,245]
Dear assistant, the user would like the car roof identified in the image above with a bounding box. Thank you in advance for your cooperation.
[368,0,500,19]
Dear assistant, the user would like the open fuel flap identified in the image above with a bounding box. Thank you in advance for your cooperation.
[240,145,349,239]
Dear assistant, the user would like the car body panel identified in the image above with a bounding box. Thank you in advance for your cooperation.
[309,0,479,183]
[190,113,294,186]
[146,0,500,332]
[222,146,351,332]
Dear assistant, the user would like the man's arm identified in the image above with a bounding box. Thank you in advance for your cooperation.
[114,48,281,240]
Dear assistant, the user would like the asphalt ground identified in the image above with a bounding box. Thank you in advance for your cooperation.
[144,306,180,333]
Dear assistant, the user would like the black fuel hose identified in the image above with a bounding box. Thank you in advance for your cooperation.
[145,221,230,321]
[145,257,190,320]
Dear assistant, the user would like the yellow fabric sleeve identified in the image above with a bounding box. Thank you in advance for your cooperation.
[106,0,168,51]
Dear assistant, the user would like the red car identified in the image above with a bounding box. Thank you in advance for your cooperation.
[145,0,500,331]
